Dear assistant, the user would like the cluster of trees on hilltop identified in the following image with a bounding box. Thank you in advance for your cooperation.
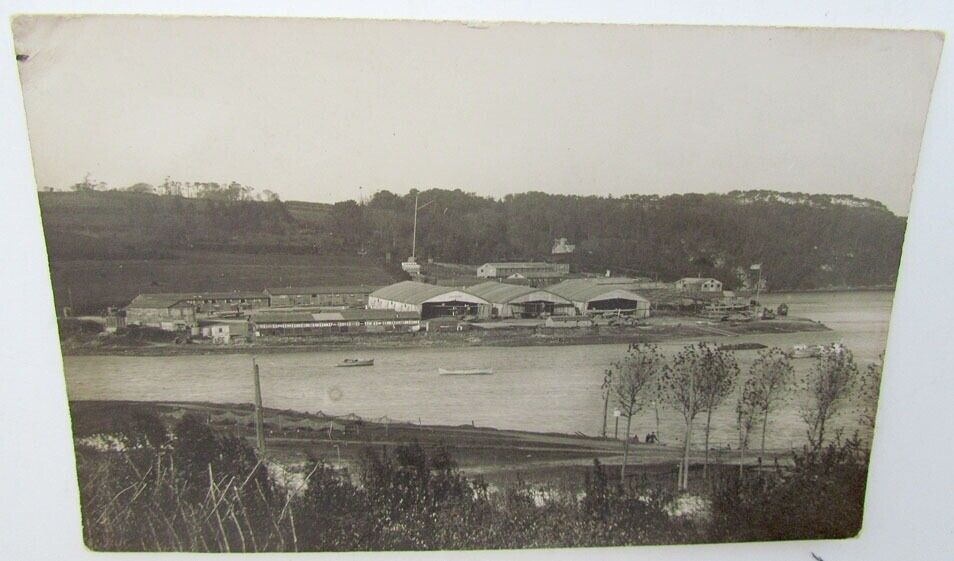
[39,190,297,260]
[325,189,906,290]
[49,174,281,203]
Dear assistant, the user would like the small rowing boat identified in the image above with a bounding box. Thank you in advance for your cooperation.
[791,344,818,359]
[438,368,494,376]
[336,358,374,367]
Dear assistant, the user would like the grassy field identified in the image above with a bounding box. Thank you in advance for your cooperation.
[48,250,399,314]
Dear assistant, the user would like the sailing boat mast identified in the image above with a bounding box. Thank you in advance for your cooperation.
[412,193,419,260]
[403,193,434,275]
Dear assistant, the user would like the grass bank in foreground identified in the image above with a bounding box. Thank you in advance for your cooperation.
[70,400,868,551]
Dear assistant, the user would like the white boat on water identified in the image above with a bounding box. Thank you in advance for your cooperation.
[791,344,818,359]
[438,368,494,376]
[791,343,845,359]
[336,358,374,367]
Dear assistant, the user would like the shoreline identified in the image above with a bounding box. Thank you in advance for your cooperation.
[60,317,830,356]
[760,285,895,294]
[70,400,792,487]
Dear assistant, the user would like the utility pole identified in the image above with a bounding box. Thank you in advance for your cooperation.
[601,370,612,438]
[653,399,660,442]
[252,357,266,456]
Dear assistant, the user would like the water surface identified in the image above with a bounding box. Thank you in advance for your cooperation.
[64,291,892,449]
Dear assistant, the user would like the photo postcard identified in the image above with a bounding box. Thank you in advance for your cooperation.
[11,14,944,552]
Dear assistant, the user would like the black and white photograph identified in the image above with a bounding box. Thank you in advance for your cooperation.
[5,10,948,556]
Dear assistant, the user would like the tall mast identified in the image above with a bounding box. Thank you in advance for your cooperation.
[411,193,419,260]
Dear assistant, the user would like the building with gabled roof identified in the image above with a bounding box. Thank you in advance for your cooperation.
[126,290,270,330]
[675,277,723,293]
[552,237,576,255]
[264,285,378,308]
[545,278,651,318]
[368,281,491,319]
[465,281,576,318]
[126,293,197,330]
[198,318,251,344]
[476,262,570,287]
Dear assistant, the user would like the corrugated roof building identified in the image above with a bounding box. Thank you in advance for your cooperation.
[465,281,576,318]
[368,281,491,320]
[545,279,652,318]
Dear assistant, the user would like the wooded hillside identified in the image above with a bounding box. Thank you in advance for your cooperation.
[37,188,906,312]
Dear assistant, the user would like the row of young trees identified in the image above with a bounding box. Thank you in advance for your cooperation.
[60,173,281,202]
[605,342,880,490]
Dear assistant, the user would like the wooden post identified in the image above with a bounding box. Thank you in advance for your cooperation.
[252,357,266,456]
[653,400,661,442]
[601,386,610,438]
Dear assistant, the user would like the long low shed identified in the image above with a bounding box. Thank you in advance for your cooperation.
[264,285,377,308]
[545,279,652,317]
[368,281,492,320]
[251,309,420,336]
[465,281,576,318]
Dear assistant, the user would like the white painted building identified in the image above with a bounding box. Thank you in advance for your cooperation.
[476,262,570,280]
[675,277,723,293]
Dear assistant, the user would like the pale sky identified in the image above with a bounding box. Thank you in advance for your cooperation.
[12,16,943,214]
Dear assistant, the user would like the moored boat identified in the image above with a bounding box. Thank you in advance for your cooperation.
[791,344,818,359]
[438,368,494,376]
[336,358,374,367]
[791,343,845,359]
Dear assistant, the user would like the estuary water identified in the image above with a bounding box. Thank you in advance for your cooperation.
[63,291,893,449]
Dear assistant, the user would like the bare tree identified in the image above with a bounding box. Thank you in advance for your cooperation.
[696,343,739,478]
[858,352,885,434]
[799,346,859,449]
[747,347,794,464]
[610,344,663,482]
[736,375,761,478]
[659,344,707,490]
[70,172,106,192]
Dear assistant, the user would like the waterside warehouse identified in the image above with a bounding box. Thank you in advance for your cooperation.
[250,309,420,336]
[546,278,652,318]
[368,281,492,320]
[465,281,576,319]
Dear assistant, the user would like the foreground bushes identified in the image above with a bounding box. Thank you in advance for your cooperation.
[75,414,867,551]
[709,436,869,542]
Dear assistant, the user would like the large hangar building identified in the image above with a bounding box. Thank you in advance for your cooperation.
[545,278,652,318]
[465,281,576,319]
[368,281,492,320]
